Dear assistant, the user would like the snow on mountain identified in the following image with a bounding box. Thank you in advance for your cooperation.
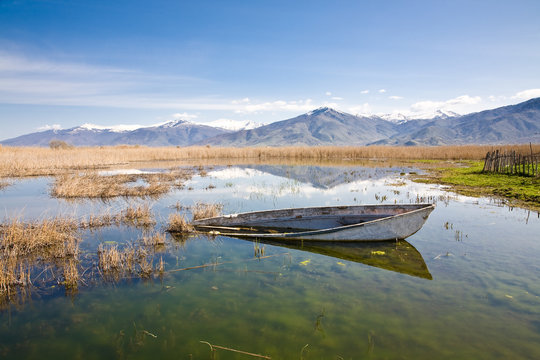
[156,119,189,128]
[77,123,145,132]
[375,109,461,123]
[201,119,263,131]
[72,119,191,133]
[306,106,349,117]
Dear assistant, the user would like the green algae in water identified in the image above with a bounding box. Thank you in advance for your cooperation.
[1,165,540,359]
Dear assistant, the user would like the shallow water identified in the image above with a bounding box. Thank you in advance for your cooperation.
[1,163,539,359]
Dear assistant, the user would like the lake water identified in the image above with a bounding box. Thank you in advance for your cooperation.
[1,163,539,359]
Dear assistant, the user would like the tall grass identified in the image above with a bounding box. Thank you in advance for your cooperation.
[192,202,223,220]
[97,243,157,281]
[167,213,193,233]
[0,217,80,302]
[2,144,539,178]
[51,173,173,199]
[79,204,155,228]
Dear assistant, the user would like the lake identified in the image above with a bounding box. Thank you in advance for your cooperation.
[1,162,539,359]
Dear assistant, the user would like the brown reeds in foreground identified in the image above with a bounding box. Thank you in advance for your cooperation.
[167,213,194,233]
[141,232,167,247]
[121,204,156,227]
[0,217,80,299]
[97,243,155,280]
[2,144,540,178]
[80,204,156,229]
[192,202,223,220]
[51,172,172,199]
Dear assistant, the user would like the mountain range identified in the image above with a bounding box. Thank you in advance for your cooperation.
[0,120,232,147]
[2,97,539,147]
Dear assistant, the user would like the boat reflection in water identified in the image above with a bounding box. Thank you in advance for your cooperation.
[240,237,432,280]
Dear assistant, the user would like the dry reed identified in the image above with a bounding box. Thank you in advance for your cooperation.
[2,145,540,178]
[167,213,193,233]
[51,172,172,199]
[121,204,155,227]
[0,217,80,301]
[141,232,167,247]
[192,202,223,220]
[97,241,163,281]
[79,204,155,229]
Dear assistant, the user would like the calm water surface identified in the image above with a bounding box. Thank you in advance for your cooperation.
[1,163,539,359]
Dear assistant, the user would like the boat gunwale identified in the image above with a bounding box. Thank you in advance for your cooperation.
[191,203,435,240]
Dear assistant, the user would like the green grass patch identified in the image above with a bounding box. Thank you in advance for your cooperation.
[414,161,540,210]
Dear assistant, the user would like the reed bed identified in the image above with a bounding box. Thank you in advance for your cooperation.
[141,232,167,247]
[2,144,540,178]
[167,213,193,233]
[97,243,155,280]
[51,172,173,199]
[0,217,80,302]
[79,204,155,228]
[192,202,223,221]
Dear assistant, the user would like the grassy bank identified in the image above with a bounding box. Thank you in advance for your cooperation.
[414,161,540,210]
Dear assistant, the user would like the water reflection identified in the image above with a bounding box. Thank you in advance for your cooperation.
[231,237,433,280]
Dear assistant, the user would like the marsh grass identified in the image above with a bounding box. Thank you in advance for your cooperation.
[51,172,172,199]
[167,213,193,233]
[3,145,539,178]
[97,243,156,281]
[80,204,155,229]
[192,202,223,220]
[141,232,166,247]
[121,204,156,227]
[0,217,80,304]
[414,161,540,209]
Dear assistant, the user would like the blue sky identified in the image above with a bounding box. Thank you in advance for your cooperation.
[1,0,539,140]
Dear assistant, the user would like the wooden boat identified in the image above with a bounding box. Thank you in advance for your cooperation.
[191,203,435,242]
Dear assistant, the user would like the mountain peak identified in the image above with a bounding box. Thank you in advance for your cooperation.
[158,119,189,128]
[307,106,346,116]
[77,123,143,132]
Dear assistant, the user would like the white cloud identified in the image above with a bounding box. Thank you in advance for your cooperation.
[361,90,369,94]
[37,124,62,131]
[389,96,403,100]
[445,95,481,106]
[231,97,251,104]
[331,96,343,101]
[409,95,482,115]
[378,89,386,93]
[172,112,198,120]
[0,51,208,109]
[234,98,316,113]
[512,88,540,100]
[488,95,507,102]
[348,103,372,115]
[325,91,332,96]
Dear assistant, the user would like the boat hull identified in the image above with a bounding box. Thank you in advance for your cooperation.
[191,204,435,242]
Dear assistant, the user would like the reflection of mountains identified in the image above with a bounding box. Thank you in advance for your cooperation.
[242,238,432,280]
[239,165,394,189]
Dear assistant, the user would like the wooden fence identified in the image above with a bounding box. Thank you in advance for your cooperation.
[483,149,540,176]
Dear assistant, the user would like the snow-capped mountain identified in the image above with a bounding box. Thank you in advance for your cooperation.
[1,119,230,147]
[201,119,263,131]
[375,109,461,123]
[2,98,539,147]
